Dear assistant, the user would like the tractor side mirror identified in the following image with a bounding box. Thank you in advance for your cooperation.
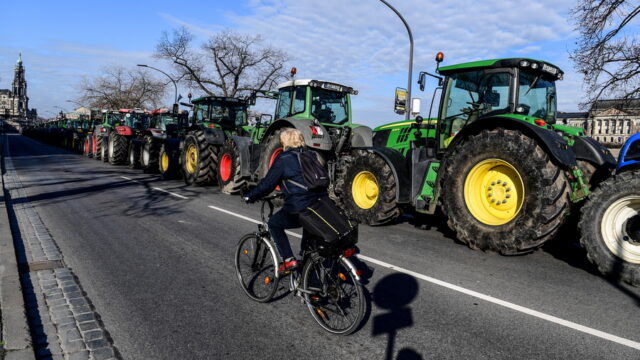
[259,113,273,126]
[418,73,426,92]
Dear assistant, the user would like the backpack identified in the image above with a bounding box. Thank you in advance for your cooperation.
[298,196,358,248]
[286,149,330,191]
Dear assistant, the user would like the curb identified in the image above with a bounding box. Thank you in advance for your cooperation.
[0,134,35,359]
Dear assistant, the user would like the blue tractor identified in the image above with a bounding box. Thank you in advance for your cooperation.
[580,133,640,286]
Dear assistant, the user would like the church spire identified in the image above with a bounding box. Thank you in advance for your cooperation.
[17,53,22,65]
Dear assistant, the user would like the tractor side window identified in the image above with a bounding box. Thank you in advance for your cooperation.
[194,104,209,123]
[276,87,293,119]
[439,71,511,148]
[518,72,557,124]
[292,87,306,114]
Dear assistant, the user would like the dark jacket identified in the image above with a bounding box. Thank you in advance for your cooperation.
[246,148,327,213]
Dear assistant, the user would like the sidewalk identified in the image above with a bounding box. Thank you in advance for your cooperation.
[0,132,35,359]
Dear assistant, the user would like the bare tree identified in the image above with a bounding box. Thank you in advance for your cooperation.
[571,1,640,108]
[78,66,168,109]
[155,27,289,98]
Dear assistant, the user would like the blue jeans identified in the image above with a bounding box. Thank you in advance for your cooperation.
[268,209,300,260]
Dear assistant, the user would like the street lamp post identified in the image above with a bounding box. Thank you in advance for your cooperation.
[378,0,414,120]
[137,64,178,113]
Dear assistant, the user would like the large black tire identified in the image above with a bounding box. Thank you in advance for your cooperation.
[100,136,108,162]
[579,171,640,286]
[258,128,289,180]
[334,150,400,225]
[218,139,248,194]
[95,136,103,161]
[128,142,141,169]
[140,135,159,173]
[181,131,217,186]
[159,144,179,179]
[83,136,93,158]
[441,128,571,255]
[108,133,128,165]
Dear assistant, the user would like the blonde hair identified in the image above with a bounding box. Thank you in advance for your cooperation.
[279,128,305,150]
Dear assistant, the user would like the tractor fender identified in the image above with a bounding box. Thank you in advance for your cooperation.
[115,126,133,136]
[448,117,577,168]
[617,133,640,171]
[350,125,373,147]
[203,127,226,145]
[352,147,411,203]
[229,135,254,177]
[572,136,616,168]
[145,128,166,140]
[263,119,333,151]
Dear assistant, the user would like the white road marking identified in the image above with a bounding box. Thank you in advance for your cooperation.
[120,176,188,200]
[207,203,640,351]
[152,187,189,199]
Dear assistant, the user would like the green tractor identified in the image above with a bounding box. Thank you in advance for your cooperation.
[340,54,616,254]
[216,74,374,197]
[177,96,256,186]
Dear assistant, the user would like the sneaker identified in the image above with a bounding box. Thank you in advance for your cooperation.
[278,258,299,274]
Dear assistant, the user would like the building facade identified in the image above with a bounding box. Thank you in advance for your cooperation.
[0,53,33,119]
[558,99,640,147]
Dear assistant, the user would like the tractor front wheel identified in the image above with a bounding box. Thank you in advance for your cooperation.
[181,131,216,186]
[128,142,141,169]
[334,150,400,225]
[441,128,570,255]
[579,171,640,286]
[218,139,247,194]
[141,135,159,173]
[159,144,178,179]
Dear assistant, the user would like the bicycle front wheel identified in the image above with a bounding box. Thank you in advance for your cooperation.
[235,234,279,302]
[301,256,365,335]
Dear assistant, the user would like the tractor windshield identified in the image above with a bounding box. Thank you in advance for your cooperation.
[107,113,123,126]
[157,114,178,131]
[518,71,557,124]
[194,101,247,127]
[311,88,349,125]
[122,113,148,129]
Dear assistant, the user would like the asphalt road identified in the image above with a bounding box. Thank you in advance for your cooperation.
[6,134,640,359]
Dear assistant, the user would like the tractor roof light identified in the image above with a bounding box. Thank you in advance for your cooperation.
[519,60,530,67]
[435,52,444,63]
[290,67,297,77]
[530,62,539,70]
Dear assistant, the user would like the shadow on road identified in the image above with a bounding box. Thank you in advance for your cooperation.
[372,273,423,360]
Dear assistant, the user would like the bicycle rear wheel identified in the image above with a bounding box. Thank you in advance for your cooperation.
[235,234,279,302]
[301,256,365,335]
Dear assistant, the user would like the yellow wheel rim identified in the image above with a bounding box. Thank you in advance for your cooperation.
[352,171,379,210]
[185,144,198,174]
[161,152,169,172]
[464,159,525,226]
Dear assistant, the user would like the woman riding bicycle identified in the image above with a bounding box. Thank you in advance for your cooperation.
[244,128,327,274]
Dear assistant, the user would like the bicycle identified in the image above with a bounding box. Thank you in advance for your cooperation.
[234,194,366,335]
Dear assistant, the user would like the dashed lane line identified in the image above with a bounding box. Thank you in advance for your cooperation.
[120,176,189,200]
[207,203,640,351]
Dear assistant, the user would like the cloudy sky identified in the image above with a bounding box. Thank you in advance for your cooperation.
[1,0,586,126]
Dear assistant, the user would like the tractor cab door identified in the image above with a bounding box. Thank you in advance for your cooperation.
[437,69,513,152]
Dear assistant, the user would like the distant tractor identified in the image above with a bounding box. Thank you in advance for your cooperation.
[178,96,255,187]
[136,108,187,175]
[95,109,149,165]
[580,134,640,286]
[340,54,616,255]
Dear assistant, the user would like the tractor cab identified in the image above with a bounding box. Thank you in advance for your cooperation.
[149,108,187,135]
[118,109,149,131]
[190,96,249,132]
[274,79,357,127]
[417,57,582,152]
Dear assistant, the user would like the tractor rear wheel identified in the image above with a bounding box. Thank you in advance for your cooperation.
[258,128,289,180]
[218,139,247,194]
[100,137,108,162]
[334,150,400,225]
[83,136,92,158]
[182,131,217,186]
[159,144,178,179]
[579,171,640,286]
[141,135,159,173]
[441,128,570,255]
[108,133,128,165]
